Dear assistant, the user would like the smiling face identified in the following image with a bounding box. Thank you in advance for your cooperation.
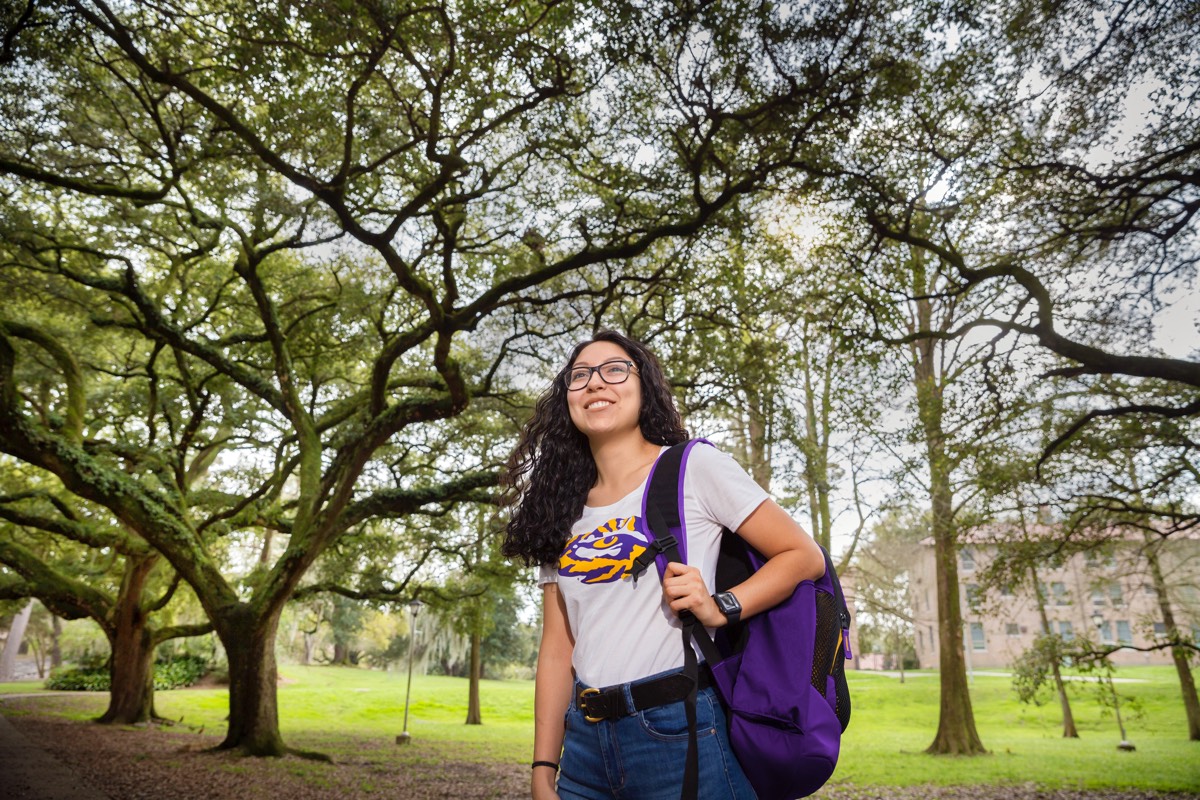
[566,340,643,443]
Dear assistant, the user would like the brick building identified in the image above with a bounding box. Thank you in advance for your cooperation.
[908,529,1200,669]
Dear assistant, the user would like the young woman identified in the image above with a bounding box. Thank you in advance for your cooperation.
[502,331,825,800]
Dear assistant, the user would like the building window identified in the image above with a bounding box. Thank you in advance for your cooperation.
[918,629,924,650]
[960,547,975,571]
[1098,620,1114,644]
[965,584,980,609]
[1058,621,1074,642]
[1116,620,1132,646]
[1143,582,1157,597]
[1000,583,1014,597]
[1091,588,1106,608]
[1006,623,1020,637]
[1153,622,1168,637]
[1109,583,1125,608]
[1051,582,1069,606]
[970,622,986,651]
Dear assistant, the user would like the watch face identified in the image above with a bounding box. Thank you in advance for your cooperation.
[716,592,741,616]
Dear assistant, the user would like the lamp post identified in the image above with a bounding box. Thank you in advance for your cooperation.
[397,598,424,746]
[1090,612,1135,752]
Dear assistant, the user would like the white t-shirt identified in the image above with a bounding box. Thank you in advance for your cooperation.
[538,444,769,688]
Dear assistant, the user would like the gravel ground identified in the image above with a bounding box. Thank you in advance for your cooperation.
[2,696,1196,800]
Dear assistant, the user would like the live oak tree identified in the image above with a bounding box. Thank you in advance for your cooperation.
[0,315,213,724]
[0,514,211,724]
[0,0,899,755]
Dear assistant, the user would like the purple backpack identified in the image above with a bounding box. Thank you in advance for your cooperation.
[634,440,852,800]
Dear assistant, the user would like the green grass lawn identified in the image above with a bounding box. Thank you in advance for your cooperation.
[3,665,1198,792]
[0,680,51,694]
[833,668,1198,791]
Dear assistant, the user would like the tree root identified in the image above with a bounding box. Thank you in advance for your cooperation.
[202,741,333,762]
[287,747,334,763]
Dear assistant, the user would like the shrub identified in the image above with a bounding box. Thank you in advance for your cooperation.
[44,654,211,691]
[45,664,110,691]
[152,654,208,689]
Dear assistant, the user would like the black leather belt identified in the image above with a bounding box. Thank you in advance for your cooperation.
[576,669,712,723]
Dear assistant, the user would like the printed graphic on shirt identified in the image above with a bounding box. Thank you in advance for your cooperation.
[559,516,648,584]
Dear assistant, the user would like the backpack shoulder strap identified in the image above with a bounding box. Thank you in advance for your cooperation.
[635,438,722,800]
[633,439,713,583]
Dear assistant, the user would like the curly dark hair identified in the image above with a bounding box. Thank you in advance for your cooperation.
[500,331,689,566]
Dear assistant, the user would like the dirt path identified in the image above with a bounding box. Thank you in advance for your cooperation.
[2,697,1195,800]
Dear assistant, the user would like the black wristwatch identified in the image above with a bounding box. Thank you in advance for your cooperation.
[712,591,742,625]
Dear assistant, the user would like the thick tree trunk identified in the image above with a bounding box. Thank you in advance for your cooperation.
[220,606,287,755]
[98,556,159,724]
[1145,537,1200,740]
[924,475,984,754]
[98,630,155,724]
[0,599,34,682]
[912,297,986,756]
[466,628,482,725]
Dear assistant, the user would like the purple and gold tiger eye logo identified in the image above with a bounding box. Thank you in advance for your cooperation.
[559,516,648,584]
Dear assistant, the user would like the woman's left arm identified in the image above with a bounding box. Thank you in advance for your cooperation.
[662,498,825,628]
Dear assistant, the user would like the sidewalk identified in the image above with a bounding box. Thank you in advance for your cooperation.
[0,701,111,800]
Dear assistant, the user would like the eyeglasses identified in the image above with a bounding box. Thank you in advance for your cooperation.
[563,359,637,391]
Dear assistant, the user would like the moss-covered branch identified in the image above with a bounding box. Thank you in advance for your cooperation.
[0,537,114,624]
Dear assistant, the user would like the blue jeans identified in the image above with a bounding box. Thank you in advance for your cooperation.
[558,669,756,800]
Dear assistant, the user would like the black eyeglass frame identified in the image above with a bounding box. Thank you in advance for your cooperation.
[563,359,638,391]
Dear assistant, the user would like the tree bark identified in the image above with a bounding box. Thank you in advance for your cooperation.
[0,599,33,682]
[800,343,832,552]
[51,614,62,669]
[745,394,773,492]
[912,291,986,756]
[1145,536,1200,740]
[1030,565,1078,737]
[302,631,315,666]
[98,556,159,724]
[466,627,482,725]
[220,606,287,755]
